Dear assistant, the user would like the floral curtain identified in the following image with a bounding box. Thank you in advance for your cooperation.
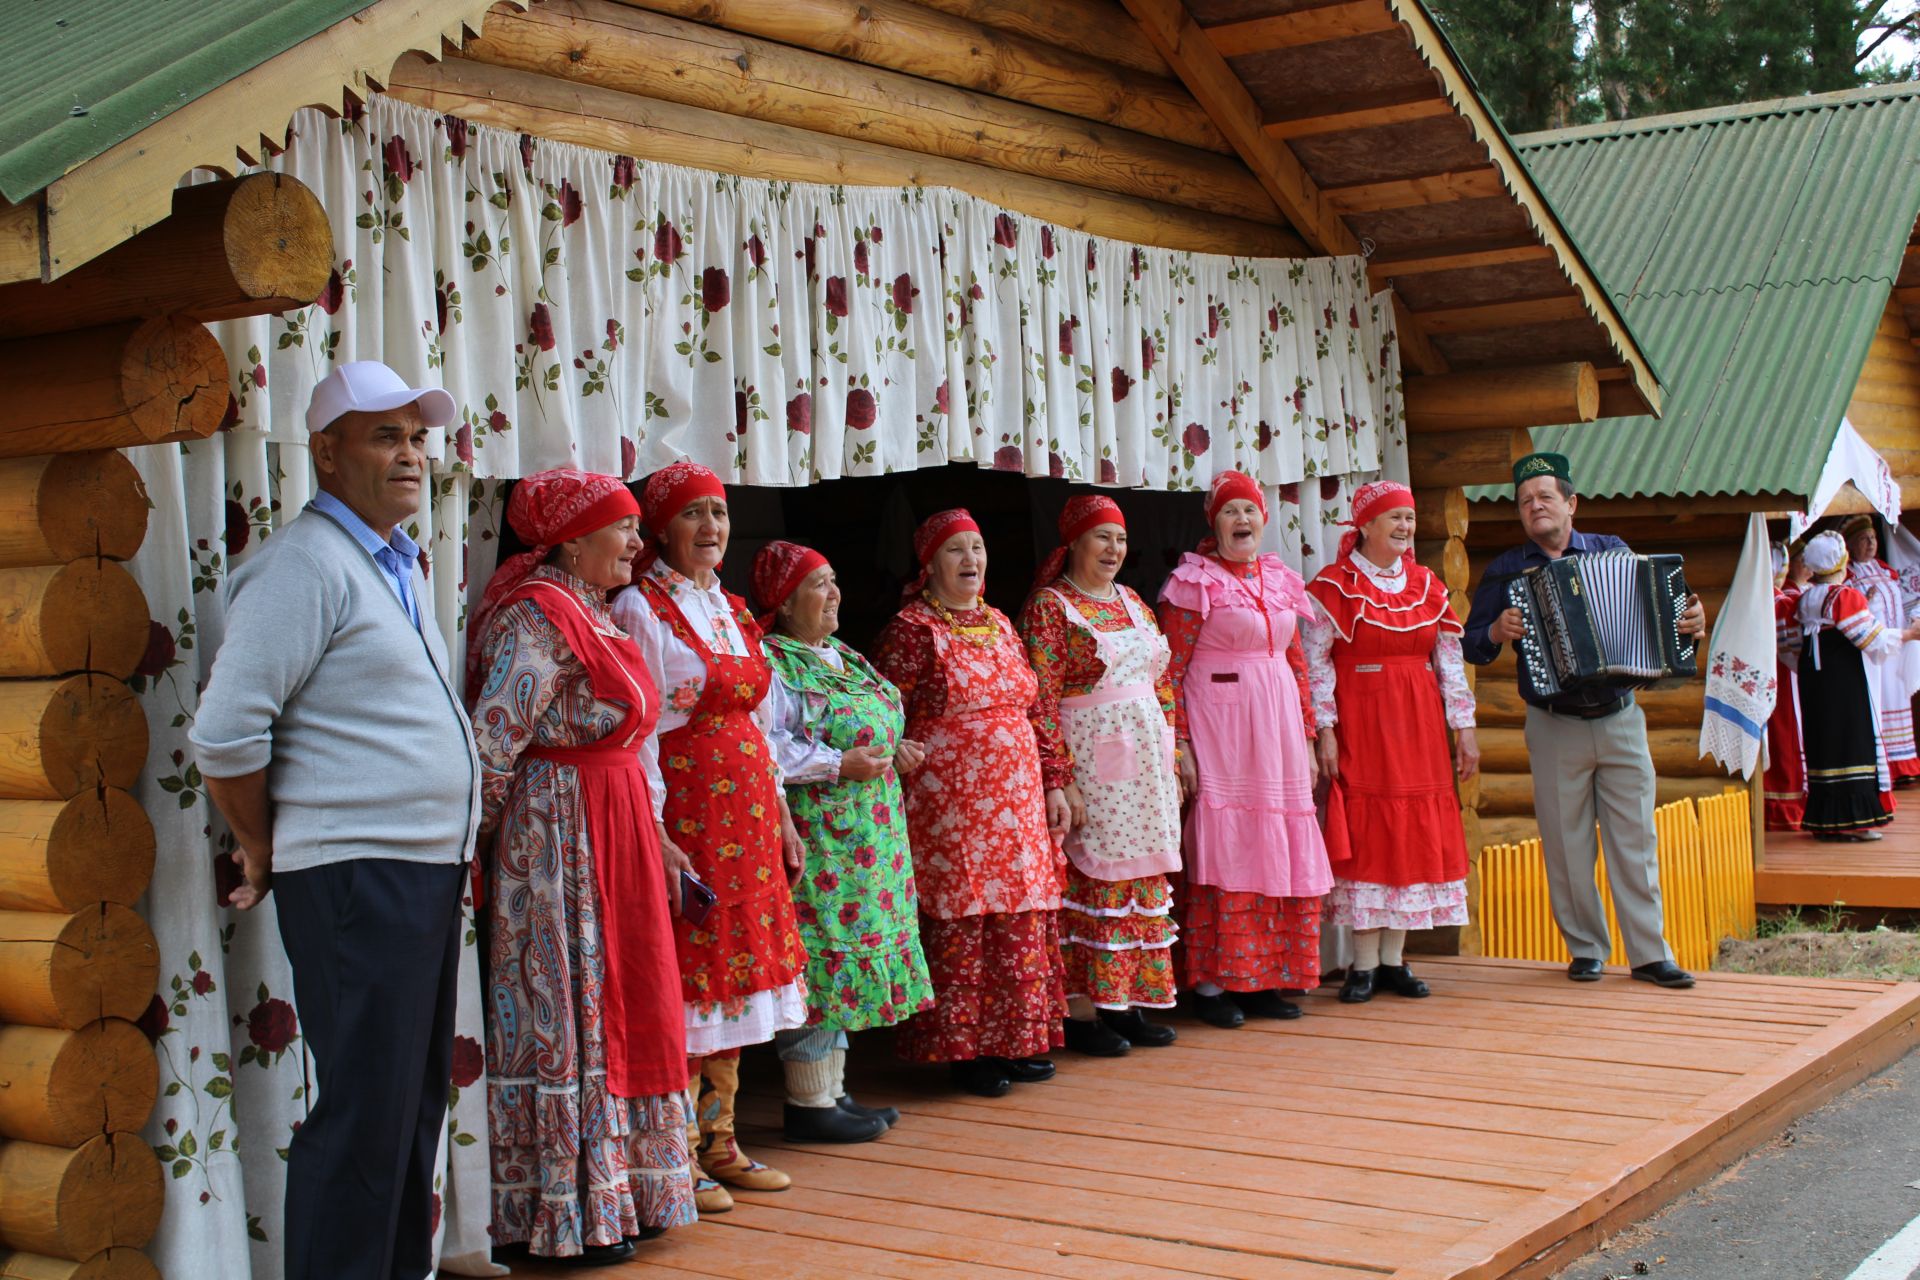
[129,93,1405,1279]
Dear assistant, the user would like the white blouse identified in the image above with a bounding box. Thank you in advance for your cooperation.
[765,641,847,786]
[608,559,780,820]
[1301,551,1476,732]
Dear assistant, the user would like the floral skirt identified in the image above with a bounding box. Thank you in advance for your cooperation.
[895,909,1067,1063]
[1061,867,1176,1010]
[1326,878,1467,932]
[1176,877,1322,992]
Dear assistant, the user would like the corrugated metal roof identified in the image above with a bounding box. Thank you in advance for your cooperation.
[1471,82,1920,503]
[0,0,378,204]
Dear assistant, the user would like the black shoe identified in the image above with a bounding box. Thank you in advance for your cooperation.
[1190,990,1245,1028]
[627,1226,666,1242]
[784,1101,887,1143]
[1100,1007,1177,1047]
[993,1055,1057,1083]
[1339,967,1375,1003]
[1233,989,1304,1020]
[1567,957,1605,982]
[1631,960,1695,989]
[837,1094,898,1129]
[547,1240,638,1268]
[1374,964,1430,998]
[1063,1017,1131,1057]
[949,1059,1011,1097]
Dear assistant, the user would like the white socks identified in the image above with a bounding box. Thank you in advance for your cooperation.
[1195,981,1225,997]
[784,1051,836,1109]
[1352,929,1383,970]
[1380,928,1407,966]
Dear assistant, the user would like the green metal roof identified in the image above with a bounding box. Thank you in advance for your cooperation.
[1471,81,1920,504]
[0,0,377,204]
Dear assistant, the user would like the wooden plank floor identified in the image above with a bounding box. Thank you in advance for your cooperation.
[1757,803,1920,907]
[510,957,1920,1280]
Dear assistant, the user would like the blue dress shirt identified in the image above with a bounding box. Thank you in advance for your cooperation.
[309,490,422,629]
[1461,528,1631,712]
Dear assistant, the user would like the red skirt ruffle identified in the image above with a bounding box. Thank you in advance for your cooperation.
[895,910,1066,1063]
[1175,878,1321,991]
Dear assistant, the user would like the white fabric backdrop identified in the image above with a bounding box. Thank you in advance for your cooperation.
[129,94,1407,1278]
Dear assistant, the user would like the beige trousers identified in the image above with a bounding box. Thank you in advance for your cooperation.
[1522,701,1674,967]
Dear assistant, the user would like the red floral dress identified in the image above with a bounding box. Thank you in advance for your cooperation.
[1018,582,1179,1011]
[1158,554,1325,992]
[874,597,1067,1062]
[1765,586,1806,830]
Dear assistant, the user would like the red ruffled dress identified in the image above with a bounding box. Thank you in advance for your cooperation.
[874,597,1068,1062]
[1157,552,1329,992]
[1764,586,1806,831]
[1302,553,1471,929]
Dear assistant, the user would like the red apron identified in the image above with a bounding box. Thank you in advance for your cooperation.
[636,578,806,1007]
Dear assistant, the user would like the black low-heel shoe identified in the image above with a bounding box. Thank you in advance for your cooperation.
[547,1239,638,1268]
[1374,964,1430,998]
[1190,991,1245,1028]
[1339,967,1375,1003]
[950,1058,1012,1097]
[838,1094,899,1128]
[1234,989,1304,1020]
[1064,1016,1131,1057]
[784,1101,888,1143]
[993,1055,1057,1083]
[1100,1007,1176,1047]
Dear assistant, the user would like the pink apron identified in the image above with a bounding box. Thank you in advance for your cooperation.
[1180,562,1330,898]
[1046,587,1183,881]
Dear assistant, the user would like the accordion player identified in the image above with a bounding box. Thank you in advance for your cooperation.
[1504,550,1699,697]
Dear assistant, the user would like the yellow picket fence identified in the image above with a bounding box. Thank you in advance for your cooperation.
[1478,788,1757,972]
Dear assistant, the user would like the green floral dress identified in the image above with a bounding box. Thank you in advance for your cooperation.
[763,634,935,1031]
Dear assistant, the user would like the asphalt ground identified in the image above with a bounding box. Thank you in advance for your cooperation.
[1557,1048,1920,1280]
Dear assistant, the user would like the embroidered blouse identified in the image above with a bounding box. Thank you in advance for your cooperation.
[1016,580,1175,791]
[1300,551,1476,731]
[1155,553,1316,742]
[609,558,779,820]
[1799,581,1902,658]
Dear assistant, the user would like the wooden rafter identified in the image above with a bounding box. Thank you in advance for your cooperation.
[1416,294,1588,334]
[1393,295,1448,375]
[1202,1,1398,57]
[0,201,39,285]
[1118,0,1358,256]
[1263,97,1451,140]
[1323,167,1504,214]
[1366,243,1552,284]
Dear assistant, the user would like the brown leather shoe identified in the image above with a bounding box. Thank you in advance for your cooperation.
[701,1136,791,1191]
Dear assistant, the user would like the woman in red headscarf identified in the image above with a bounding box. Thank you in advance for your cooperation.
[1017,495,1182,1057]
[1301,481,1476,1004]
[873,509,1068,1098]
[607,461,808,1213]
[467,468,694,1264]
[1157,471,1328,1029]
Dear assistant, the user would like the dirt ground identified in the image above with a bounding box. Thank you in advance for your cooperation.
[1716,930,1920,981]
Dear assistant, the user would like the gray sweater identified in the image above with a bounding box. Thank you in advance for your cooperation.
[190,506,481,872]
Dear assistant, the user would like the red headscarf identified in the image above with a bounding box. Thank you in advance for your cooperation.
[1198,470,1267,555]
[904,508,982,602]
[1031,494,1126,596]
[1339,479,1417,564]
[636,460,727,572]
[466,468,641,693]
[752,540,830,632]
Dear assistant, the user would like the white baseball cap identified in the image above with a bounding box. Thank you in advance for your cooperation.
[305,361,457,435]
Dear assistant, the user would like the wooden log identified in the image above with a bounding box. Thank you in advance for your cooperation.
[0,792,154,914]
[0,1136,161,1257]
[466,1,1283,223]
[1413,487,1467,540]
[0,1022,157,1146]
[607,0,1227,151]
[1478,726,1731,778]
[0,320,227,459]
[1413,537,1468,589]
[0,1248,159,1280]
[385,57,1304,258]
[1404,363,1598,433]
[1457,807,1484,956]
[911,0,1175,77]
[0,679,146,800]
[1406,429,1532,490]
[0,455,146,568]
[1467,512,1755,549]
[0,176,332,340]
[0,565,147,680]
[0,907,158,1029]
[1479,814,1540,850]
[1476,678,1705,729]
[1478,770,1731,817]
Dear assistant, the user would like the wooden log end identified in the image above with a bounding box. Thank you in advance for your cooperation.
[0,1021,158,1147]
[0,1247,160,1280]
[0,453,147,567]
[0,563,150,680]
[5,677,149,799]
[0,1135,162,1257]
[0,906,168,1031]
[216,174,335,315]
[0,321,227,456]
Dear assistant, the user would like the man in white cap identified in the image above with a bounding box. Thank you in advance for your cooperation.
[192,361,481,1280]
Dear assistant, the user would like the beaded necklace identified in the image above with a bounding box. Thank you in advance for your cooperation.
[922,590,999,648]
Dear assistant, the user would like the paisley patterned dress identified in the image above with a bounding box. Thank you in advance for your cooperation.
[763,633,935,1030]
[471,567,694,1258]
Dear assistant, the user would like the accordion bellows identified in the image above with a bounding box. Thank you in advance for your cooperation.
[1506,550,1698,696]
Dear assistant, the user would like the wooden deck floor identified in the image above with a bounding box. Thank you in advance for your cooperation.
[512,957,1920,1280]
[1758,803,1920,908]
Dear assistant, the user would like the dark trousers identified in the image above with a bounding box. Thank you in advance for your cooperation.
[275,857,465,1280]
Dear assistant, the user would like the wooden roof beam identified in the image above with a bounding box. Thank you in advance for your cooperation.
[1118,0,1359,256]
[1366,244,1552,284]
[1203,1,1399,57]
[1405,363,1598,433]
[1415,294,1588,334]
[1263,97,1452,140]
[1393,295,1448,375]
[1324,167,1505,214]
[0,199,42,285]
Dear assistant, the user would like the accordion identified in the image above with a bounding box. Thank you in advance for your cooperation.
[1504,550,1697,697]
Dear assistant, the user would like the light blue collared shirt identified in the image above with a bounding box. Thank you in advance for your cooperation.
[309,490,422,628]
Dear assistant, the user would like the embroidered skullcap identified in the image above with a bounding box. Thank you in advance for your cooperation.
[1512,452,1570,488]
[1803,530,1849,579]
